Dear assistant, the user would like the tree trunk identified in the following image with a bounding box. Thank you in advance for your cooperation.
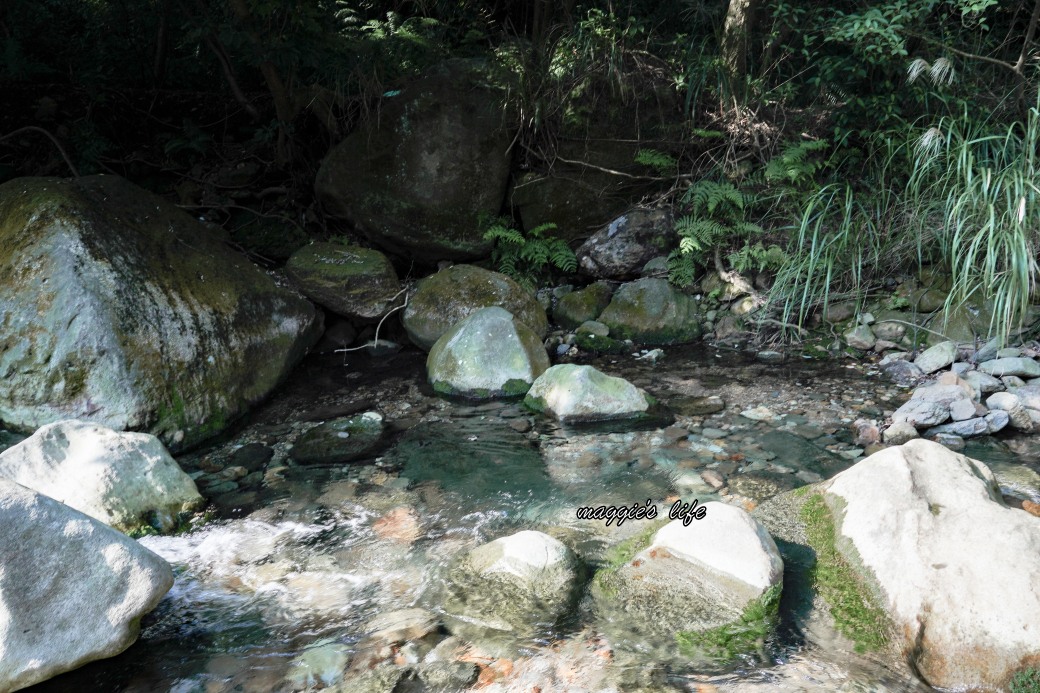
[721,0,758,102]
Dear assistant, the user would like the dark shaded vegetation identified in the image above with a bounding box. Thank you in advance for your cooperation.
[2,0,1038,335]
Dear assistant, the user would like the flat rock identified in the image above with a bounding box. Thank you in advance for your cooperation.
[914,340,958,374]
[978,357,1040,378]
[525,364,651,422]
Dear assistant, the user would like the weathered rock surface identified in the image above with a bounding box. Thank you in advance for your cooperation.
[986,391,1033,431]
[427,307,549,398]
[914,341,957,374]
[0,420,202,533]
[978,357,1040,378]
[525,365,652,422]
[593,504,783,660]
[844,325,876,351]
[597,278,702,345]
[576,208,675,279]
[314,60,513,261]
[553,282,614,329]
[402,265,547,351]
[0,478,173,691]
[0,175,322,451]
[891,381,974,429]
[285,242,401,320]
[290,413,385,465]
[436,530,580,653]
[821,440,1040,691]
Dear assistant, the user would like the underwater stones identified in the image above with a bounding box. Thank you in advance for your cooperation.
[0,175,322,452]
[0,478,173,691]
[427,307,549,398]
[597,277,702,345]
[290,412,385,465]
[576,208,676,279]
[525,364,652,422]
[402,264,548,351]
[314,60,513,261]
[437,530,580,652]
[821,439,1040,691]
[0,420,202,534]
[592,504,783,660]
[553,281,614,329]
[285,242,401,320]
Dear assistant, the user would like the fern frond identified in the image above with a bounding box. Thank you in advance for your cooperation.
[667,249,698,287]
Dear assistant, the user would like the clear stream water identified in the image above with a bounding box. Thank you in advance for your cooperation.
[22,346,1040,692]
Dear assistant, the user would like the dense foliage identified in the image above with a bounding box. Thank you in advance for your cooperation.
[2,0,1038,337]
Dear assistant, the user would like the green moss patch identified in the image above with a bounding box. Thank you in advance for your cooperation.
[675,582,782,661]
[801,493,890,652]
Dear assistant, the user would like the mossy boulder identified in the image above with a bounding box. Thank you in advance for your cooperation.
[435,530,581,655]
[402,264,548,351]
[314,60,514,262]
[285,242,401,321]
[427,307,549,398]
[926,299,993,346]
[553,281,614,329]
[598,277,702,345]
[592,504,784,663]
[576,208,676,280]
[524,364,651,422]
[0,175,322,452]
[290,412,385,465]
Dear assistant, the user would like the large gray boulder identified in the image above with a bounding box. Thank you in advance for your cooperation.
[524,364,652,422]
[820,439,1040,690]
[314,60,514,262]
[0,175,322,452]
[576,208,675,280]
[0,478,173,691]
[285,242,401,320]
[593,504,783,661]
[0,420,202,534]
[427,307,549,398]
[597,278,702,345]
[436,530,580,655]
[402,265,548,351]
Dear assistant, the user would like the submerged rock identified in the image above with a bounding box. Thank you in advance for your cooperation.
[0,420,202,533]
[436,530,580,654]
[314,60,513,261]
[592,504,783,662]
[402,264,548,351]
[820,439,1040,691]
[525,364,652,422]
[285,242,401,320]
[427,307,549,398]
[0,175,322,451]
[0,478,173,691]
[290,412,385,465]
[597,277,702,345]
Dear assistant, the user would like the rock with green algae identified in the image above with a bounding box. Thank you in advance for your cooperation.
[290,412,385,465]
[524,364,652,422]
[0,175,322,452]
[427,307,549,398]
[0,419,203,534]
[553,281,614,329]
[597,277,702,345]
[314,59,514,262]
[591,504,783,664]
[285,241,400,320]
[402,264,548,351]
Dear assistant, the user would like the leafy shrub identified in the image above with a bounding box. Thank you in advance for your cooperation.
[483,219,577,289]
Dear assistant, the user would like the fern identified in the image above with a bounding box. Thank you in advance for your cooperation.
[484,219,576,288]
[635,148,677,175]
[685,180,746,216]
[764,140,830,187]
[728,243,788,273]
[667,249,698,288]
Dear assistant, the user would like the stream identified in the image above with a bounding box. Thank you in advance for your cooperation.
[23,345,1040,692]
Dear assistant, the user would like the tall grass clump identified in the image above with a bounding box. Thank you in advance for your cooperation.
[906,104,1040,338]
[770,101,1040,342]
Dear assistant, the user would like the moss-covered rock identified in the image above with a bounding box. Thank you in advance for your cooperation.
[436,530,581,656]
[290,412,385,465]
[314,60,514,262]
[427,307,549,398]
[592,504,784,664]
[0,175,322,452]
[402,264,548,351]
[598,278,702,345]
[285,242,401,321]
[553,281,614,329]
[524,364,651,422]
